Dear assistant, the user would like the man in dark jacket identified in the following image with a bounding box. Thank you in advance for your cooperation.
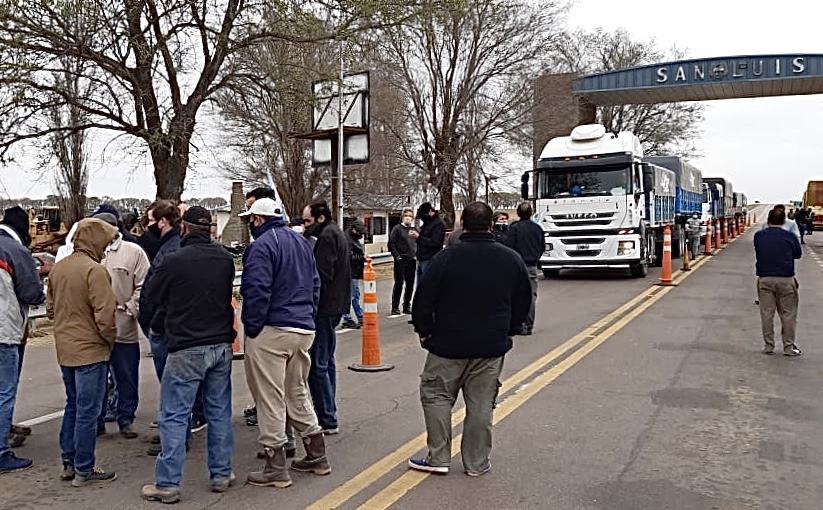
[410,202,446,284]
[409,202,531,477]
[0,207,45,474]
[342,220,366,329]
[388,208,417,315]
[754,208,802,356]
[505,203,546,335]
[301,200,350,434]
[141,207,236,503]
[239,198,330,488]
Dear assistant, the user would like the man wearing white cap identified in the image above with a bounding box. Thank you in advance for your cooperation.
[239,198,331,488]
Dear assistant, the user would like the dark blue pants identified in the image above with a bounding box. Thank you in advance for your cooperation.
[308,315,340,429]
[60,362,107,475]
[109,343,140,428]
[151,333,205,424]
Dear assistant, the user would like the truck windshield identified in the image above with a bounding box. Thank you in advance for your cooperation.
[536,166,632,199]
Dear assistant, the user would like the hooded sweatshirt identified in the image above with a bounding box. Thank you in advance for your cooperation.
[47,218,118,367]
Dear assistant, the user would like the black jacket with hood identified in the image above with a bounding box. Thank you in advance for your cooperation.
[306,221,351,317]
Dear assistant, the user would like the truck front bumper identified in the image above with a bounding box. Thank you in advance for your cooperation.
[540,234,642,269]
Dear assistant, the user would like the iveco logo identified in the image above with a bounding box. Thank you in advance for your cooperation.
[568,212,597,219]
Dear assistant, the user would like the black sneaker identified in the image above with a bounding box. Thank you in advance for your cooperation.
[60,461,75,481]
[245,414,258,427]
[784,347,802,357]
[402,308,412,315]
[120,425,138,439]
[191,416,208,433]
[390,309,401,316]
[243,406,257,417]
[72,466,116,487]
[341,320,360,330]
[0,451,33,474]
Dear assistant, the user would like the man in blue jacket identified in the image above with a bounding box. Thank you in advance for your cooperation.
[754,207,803,356]
[409,202,531,477]
[0,207,45,474]
[240,198,330,489]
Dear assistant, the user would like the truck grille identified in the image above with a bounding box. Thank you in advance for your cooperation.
[567,250,602,257]
[559,237,605,245]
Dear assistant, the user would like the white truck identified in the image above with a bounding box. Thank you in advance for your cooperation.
[521,124,678,278]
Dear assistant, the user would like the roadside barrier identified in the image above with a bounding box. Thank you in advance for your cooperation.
[349,258,394,372]
[704,221,713,256]
[657,225,674,286]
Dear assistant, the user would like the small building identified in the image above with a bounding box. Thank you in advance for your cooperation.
[344,195,413,255]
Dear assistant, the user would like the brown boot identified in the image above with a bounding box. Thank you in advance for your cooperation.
[291,433,331,475]
[247,447,292,488]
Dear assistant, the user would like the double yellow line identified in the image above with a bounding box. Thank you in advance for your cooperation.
[307,252,717,510]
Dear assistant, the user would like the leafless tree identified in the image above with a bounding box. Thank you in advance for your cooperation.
[380,0,563,221]
[551,28,704,157]
[0,0,417,201]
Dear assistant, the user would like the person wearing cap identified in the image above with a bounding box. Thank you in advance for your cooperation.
[240,198,331,488]
[47,218,119,486]
[341,220,367,329]
[141,206,236,503]
[92,212,150,440]
[91,203,137,243]
[0,206,45,474]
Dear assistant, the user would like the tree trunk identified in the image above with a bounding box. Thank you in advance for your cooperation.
[437,167,456,228]
[151,139,189,201]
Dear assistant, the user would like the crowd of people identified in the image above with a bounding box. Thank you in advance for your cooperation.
[0,190,548,502]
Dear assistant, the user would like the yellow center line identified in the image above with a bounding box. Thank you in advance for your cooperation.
[305,247,715,510]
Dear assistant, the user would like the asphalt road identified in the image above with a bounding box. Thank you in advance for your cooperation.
[7,206,822,510]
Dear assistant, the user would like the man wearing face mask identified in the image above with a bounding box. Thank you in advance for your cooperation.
[138,209,163,262]
[686,211,702,260]
[141,206,236,503]
[388,208,417,315]
[341,220,366,330]
[410,202,446,284]
[240,198,330,488]
[492,211,510,244]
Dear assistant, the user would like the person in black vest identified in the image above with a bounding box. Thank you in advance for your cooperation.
[409,201,531,476]
[505,203,546,335]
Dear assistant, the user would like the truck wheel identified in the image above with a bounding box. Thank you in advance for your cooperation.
[630,261,648,278]
[671,225,684,259]
[542,269,560,278]
[630,233,651,278]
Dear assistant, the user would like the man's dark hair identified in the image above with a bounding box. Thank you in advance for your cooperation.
[516,202,533,220]
[493,211,509,222]
[148,199,179,224]
[461,202,493,232]
[308,199,333,224]
[774,204,786,212]
[768,208,786,226]
[246,187,275,200]
[416,202,435,220]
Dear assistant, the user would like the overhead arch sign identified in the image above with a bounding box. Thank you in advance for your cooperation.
[574,54,823,105]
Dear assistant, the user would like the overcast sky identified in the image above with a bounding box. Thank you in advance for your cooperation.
[1,0,821,203]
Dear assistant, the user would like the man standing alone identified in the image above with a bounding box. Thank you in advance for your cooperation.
[754,208,802,356]
[409,202,531,476]
[302,200,350,435]
[505,203,546,335]
[0,207,45,474]
[240,198,331,488]
[141,207,236,503]
[388,208,417,315]
[47,218,119,486]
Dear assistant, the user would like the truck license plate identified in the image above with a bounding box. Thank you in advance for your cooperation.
[575,244,590,250]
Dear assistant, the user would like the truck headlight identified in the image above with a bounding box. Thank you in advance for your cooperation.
[545,242,553,253]
[618,241,635,255]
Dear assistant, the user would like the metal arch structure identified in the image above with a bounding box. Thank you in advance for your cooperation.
[573,54,823,105]
[532,54,823,161]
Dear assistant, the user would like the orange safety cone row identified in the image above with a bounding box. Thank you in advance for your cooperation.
[704,220,713,256]
[657,225,675,286]
[714,219,722,250]
[349,257,394,372]
[231,297,244,360]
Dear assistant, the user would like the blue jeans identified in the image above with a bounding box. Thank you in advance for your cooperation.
[309,315,340,429]
[417,260,431,285]
[155,343,234,489]
[0,344,20,455]
[343,279,363,323]
[109,343,140,428]
[150,332,205,424]
[60,362,107,475]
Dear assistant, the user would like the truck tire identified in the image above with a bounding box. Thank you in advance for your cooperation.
[671,225,685,259]
[630,231,652,278]
[542,269,560,278]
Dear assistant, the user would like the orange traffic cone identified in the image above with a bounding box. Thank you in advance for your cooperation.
[349,258,394,372]
[722,219,729,245]
[730,219,736,239]
[704,221,713,256]
[657,225,675,286]
[231,297,244,360]
[747,214,751,228]
[714,219,721,250]
[682,242,692,271]
[753,212,757,224]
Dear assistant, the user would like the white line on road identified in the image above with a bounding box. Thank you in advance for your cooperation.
[18,410,64,427]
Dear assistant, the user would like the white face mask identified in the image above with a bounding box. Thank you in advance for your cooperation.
[403,217,413,227]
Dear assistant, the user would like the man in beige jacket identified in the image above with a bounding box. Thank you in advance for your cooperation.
[47,218,119,487]
[93,212,150,440]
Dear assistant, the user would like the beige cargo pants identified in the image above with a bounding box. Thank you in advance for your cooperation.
[757,276,799,353]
